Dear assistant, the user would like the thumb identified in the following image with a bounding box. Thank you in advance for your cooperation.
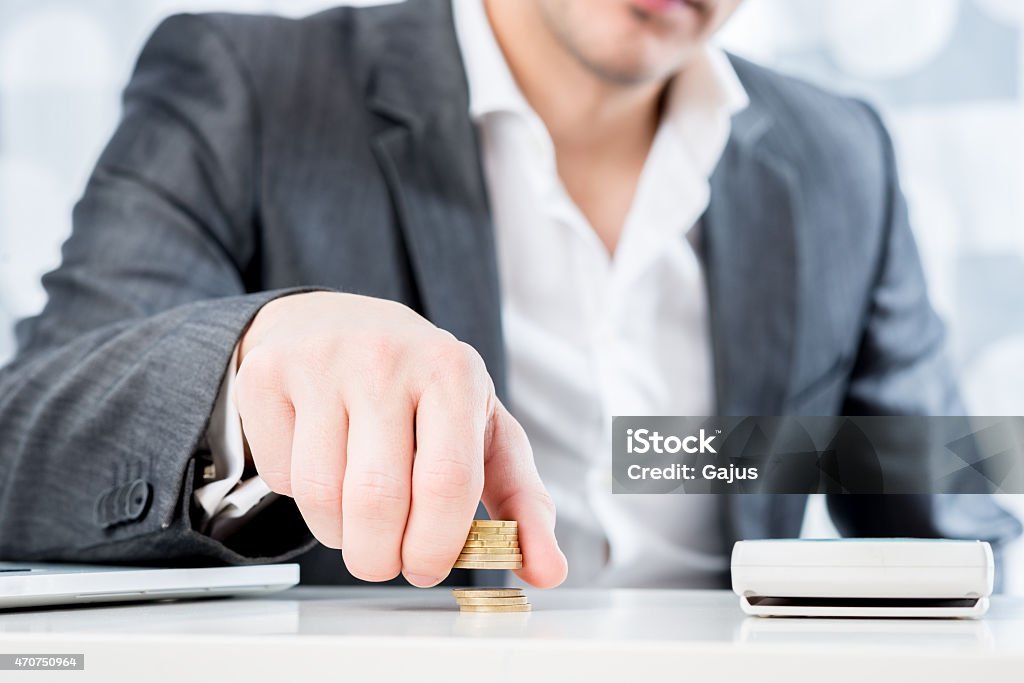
[480,400,568,589]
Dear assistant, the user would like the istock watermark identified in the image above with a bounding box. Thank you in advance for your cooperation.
[612,416,1024,494]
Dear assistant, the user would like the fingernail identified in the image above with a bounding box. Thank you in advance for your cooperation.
[404,573,441,588]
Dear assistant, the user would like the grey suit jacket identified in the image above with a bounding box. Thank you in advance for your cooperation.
[1,0,1019,586]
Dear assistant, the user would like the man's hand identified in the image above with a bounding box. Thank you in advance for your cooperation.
[234,292,567,588]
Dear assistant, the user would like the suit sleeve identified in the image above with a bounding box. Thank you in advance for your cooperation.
[826,102,1022,583]
[0,14,318,565]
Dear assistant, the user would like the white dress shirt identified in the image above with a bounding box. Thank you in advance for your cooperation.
[193,344,275,541]
[197,0,748,587]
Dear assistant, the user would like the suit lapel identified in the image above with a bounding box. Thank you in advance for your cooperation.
[703,87,805,542]
[359,0,506,396]
[704,105,800,417]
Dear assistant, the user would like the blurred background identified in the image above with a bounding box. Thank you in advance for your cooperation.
[0,0,1021,588]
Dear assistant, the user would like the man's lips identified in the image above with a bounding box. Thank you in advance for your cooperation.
[630,0,705,17]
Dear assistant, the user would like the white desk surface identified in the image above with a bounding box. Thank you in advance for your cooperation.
[1,587,1022,682]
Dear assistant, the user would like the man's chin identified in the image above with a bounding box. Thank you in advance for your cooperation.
[568,46,696,87]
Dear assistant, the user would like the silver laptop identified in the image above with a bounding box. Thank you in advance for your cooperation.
[0,562,299,609]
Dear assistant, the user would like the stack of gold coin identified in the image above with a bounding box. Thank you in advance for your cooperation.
[452,520,522,570]
[452,587,531,613]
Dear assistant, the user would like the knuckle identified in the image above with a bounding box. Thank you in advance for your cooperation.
[240,340,332,402]
[235,347,281,405]
[503,413,533,453]
[416,458,481,502]
[360,334,402,373]
[489,416,531,463]
[530,489,558,518]
[292,472,343,509]
[345,470,408,525]
[442,341,485,377]
[429,341,487,389]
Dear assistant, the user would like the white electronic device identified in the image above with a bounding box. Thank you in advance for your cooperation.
[731,539,993,619]
[0,562,299,610]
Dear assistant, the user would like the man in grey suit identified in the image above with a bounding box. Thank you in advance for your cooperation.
[0,0,1019,588]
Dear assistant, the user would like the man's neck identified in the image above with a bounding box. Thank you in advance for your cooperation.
[484,0,664,161]
[484,0,680,253]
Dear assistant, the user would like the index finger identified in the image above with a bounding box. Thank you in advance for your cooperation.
[481,401,568,589]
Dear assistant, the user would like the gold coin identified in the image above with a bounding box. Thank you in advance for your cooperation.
[452,561,523,569]
[462,540,519,548]
[457,596,529,606]
[458,553,523,562]
[451,588,524,598]
[460,604,532,613]
[470,520,518,528]
[466,532,518,540]
[458,546,520,554]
